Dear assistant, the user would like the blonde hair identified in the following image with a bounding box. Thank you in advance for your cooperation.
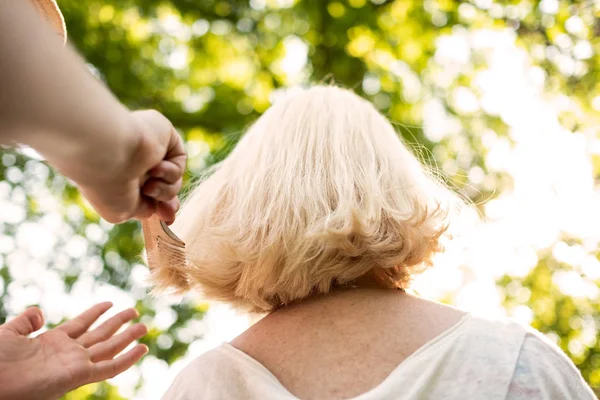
[153,86,459,312]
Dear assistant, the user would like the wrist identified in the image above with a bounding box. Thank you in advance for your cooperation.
[0,362,59,400]
[39,107,142,187]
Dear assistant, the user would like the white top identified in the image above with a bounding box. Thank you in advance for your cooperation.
[162,315,596,399]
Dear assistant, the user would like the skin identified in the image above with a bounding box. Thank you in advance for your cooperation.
[0,1,186,224]
[231,287,466,400]
[0,303,148,400]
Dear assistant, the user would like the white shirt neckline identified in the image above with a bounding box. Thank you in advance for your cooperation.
[218,314,472,399]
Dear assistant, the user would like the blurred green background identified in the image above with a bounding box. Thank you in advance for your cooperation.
[1,0,599,398]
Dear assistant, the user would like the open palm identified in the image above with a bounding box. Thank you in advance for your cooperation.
[0,302,148,400]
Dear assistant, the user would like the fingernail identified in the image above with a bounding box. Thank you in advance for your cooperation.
[34,312,44,328]
[148,188,161,198]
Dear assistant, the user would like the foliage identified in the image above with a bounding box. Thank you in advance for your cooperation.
[0,0,598,398]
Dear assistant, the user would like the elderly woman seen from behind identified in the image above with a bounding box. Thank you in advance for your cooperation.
[157,86,595,400]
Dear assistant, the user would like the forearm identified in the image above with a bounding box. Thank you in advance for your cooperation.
[0,1,140,183]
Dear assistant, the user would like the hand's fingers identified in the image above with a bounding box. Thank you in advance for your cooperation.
[88,323,148,362]
[165,128,187,175]
[56,302,113,339]
[131,110,186,174]
[78,308,139,348]
[91,344,148,382]
[141,178,183,203]
[2,307,44,336]
[149,160,182,184]
[156,197,180,225]
[133,196,156,221]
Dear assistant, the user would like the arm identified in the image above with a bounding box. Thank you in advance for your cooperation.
[0,0,136,183]
[0,1,185,223]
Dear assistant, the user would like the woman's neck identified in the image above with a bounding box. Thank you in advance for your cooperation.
[271,285,409,317]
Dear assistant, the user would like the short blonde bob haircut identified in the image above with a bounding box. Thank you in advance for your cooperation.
[153,86,459,312]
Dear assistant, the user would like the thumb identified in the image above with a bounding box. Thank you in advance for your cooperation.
[2,307,44,336]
